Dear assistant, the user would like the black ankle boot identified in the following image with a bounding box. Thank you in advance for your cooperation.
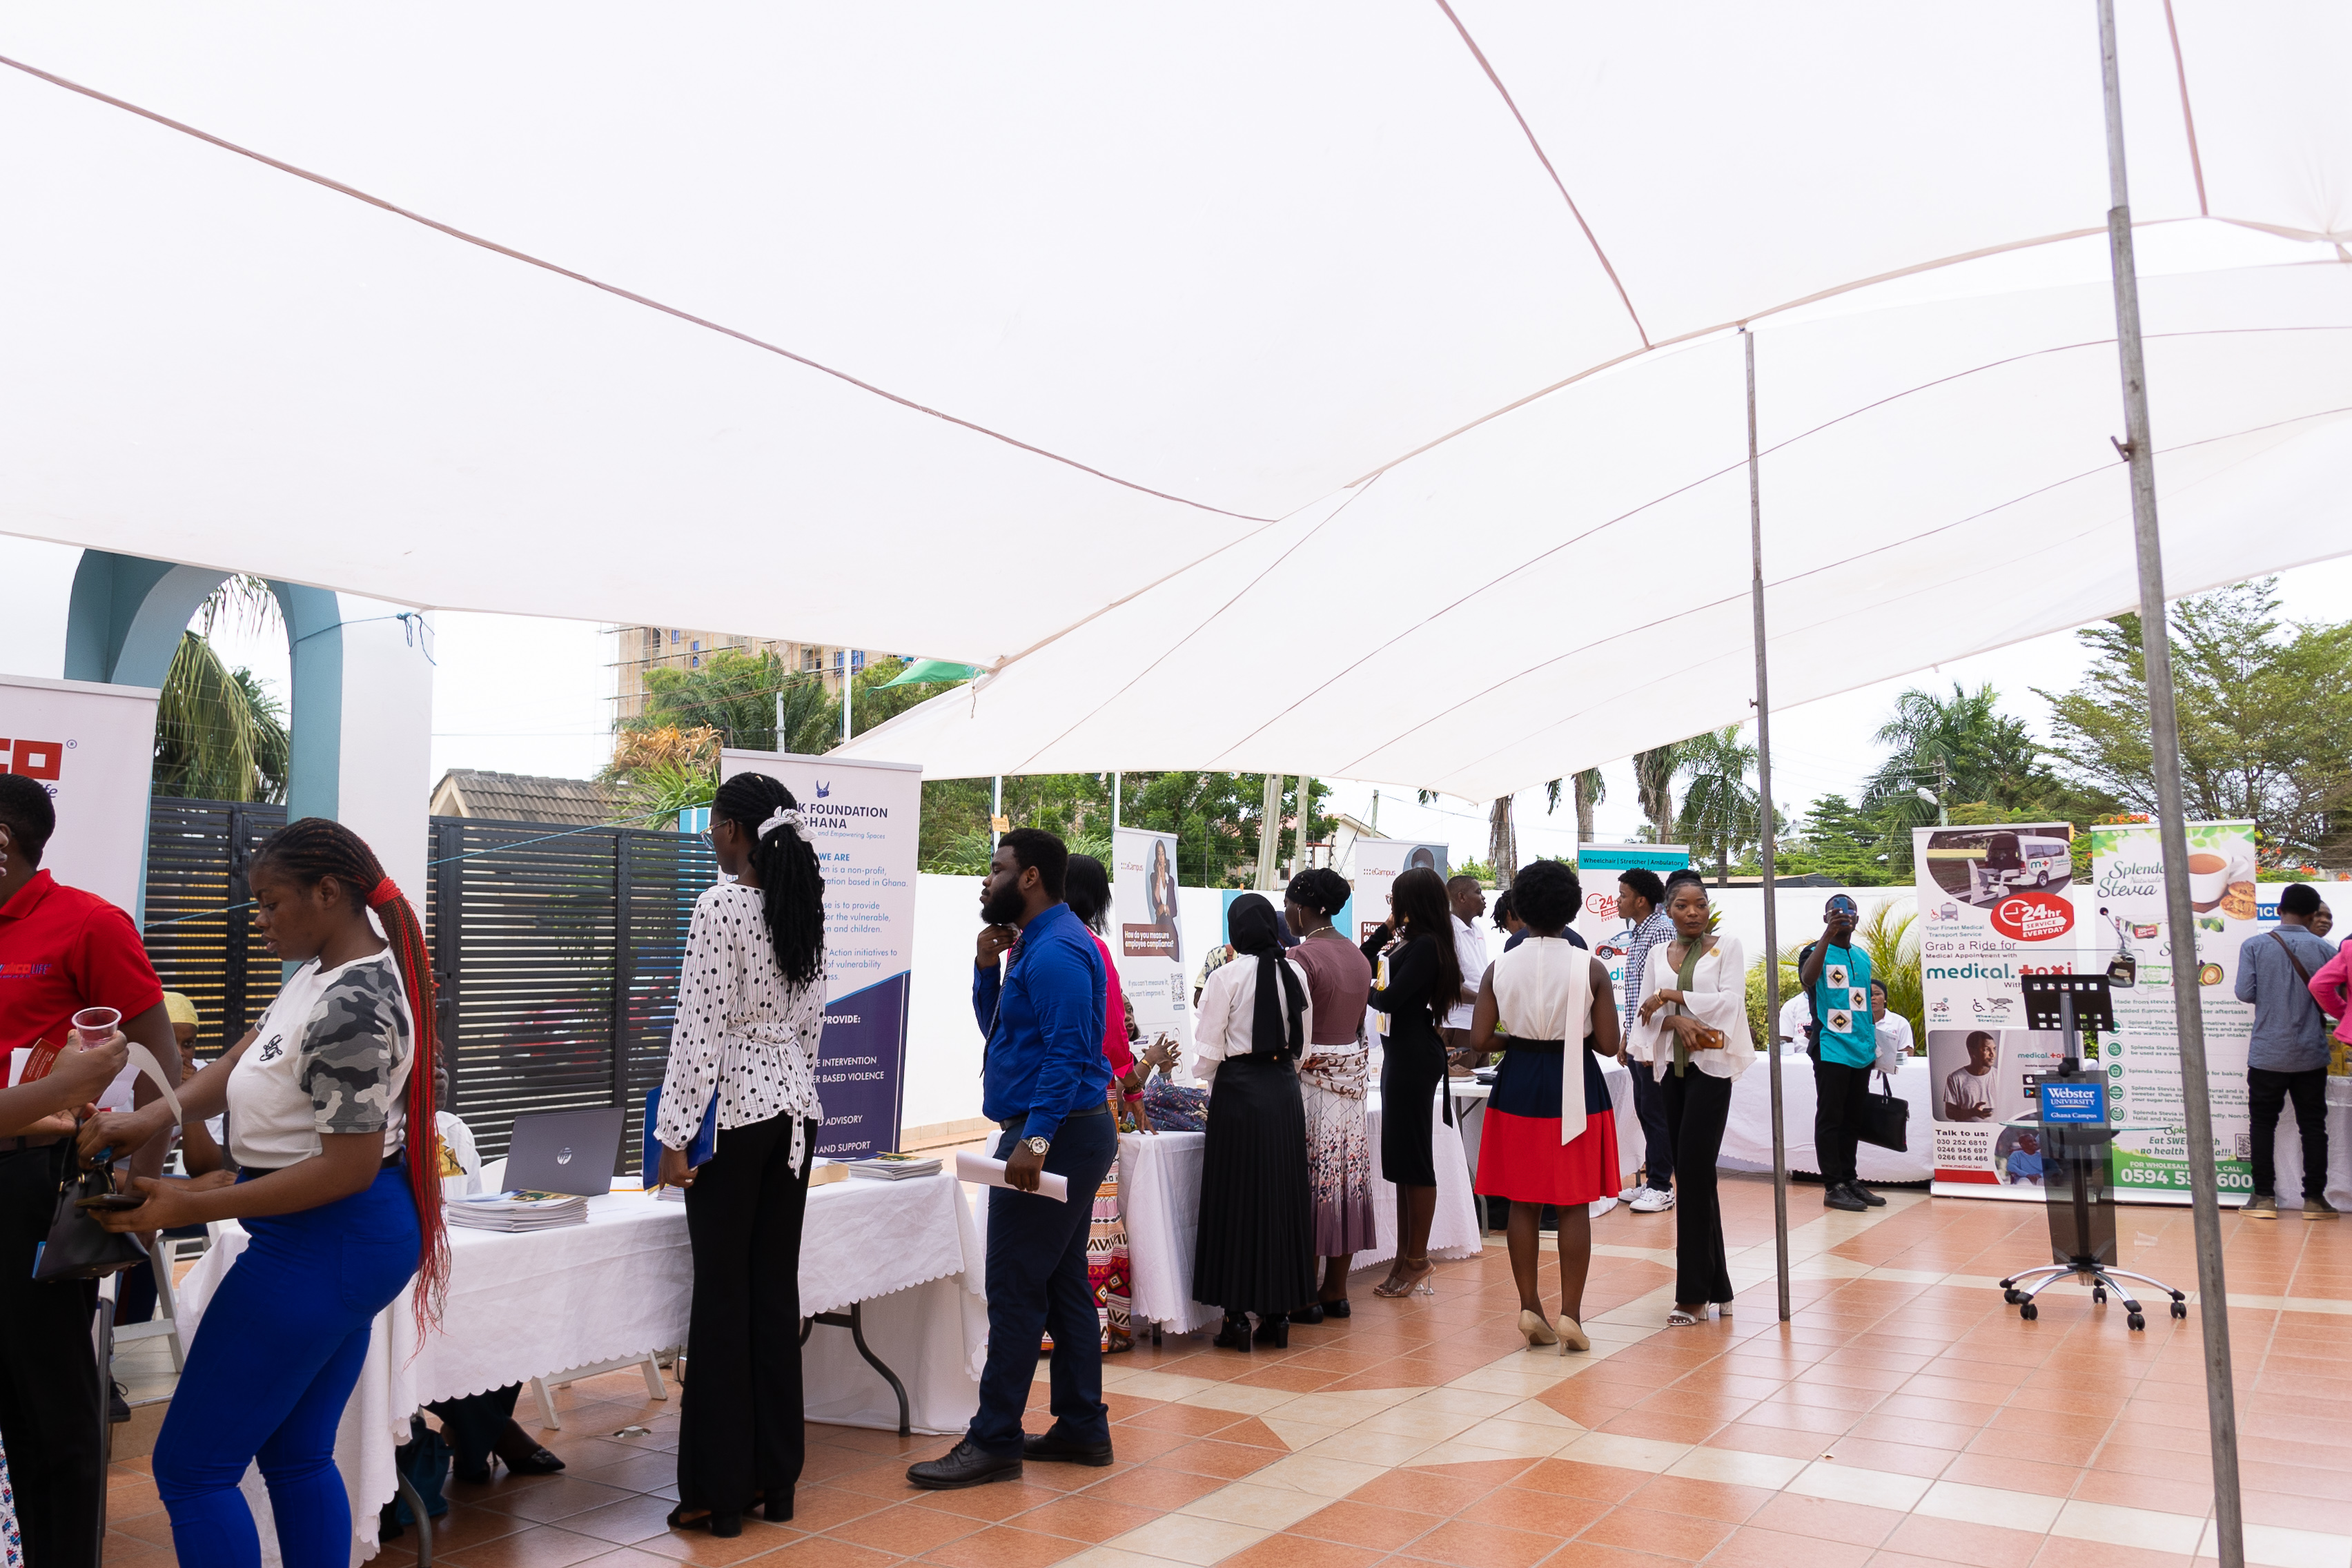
[1252,1314,1289,1349]
[1213,1313,1253,1351]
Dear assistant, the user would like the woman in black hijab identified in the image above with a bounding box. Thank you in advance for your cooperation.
[1188,893,1317,1349]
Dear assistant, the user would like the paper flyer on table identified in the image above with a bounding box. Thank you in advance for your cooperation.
[954,1150,1069,1202]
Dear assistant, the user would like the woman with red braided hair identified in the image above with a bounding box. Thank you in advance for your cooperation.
[77,817,442,1568]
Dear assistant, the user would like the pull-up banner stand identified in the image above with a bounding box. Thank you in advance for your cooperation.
[720,748,920,1160]
[1113,825,1190,1059]
[1351,838,1448,945]
[0,673,161,918]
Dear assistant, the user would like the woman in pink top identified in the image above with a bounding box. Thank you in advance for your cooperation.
[1066,857,1141,1103]
[2309,941,2352,1038]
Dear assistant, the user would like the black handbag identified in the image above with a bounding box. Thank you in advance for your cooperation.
[35,1156,150,1282]
[1856,1070,1910,1153]
[34,1042,184,1284]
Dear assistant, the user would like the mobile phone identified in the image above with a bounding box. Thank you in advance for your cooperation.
[75,1193,145,1212]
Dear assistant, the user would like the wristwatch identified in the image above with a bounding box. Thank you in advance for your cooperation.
[1023,1136,1050,1157]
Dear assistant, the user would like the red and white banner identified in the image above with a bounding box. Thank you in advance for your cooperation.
[0,673,161,918]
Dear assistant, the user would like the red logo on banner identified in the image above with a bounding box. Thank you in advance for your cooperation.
[0,739,63,781]
[1991,891,2074,943]
[1585,892,1619,919]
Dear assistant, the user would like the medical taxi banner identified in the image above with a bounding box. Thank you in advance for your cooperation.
[721,749,920,1160]
[1113,826,1191,1058]
[2088,819,2258,1206]
[1,673,161,919]
[1571,843,1693,1019]
[1916,823,2084,1199]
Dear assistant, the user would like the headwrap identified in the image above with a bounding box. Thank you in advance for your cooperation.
[1283,868,1351,920]
[161,992,200,1028]
[1228,894,1307,1058]
[758,806,804,839]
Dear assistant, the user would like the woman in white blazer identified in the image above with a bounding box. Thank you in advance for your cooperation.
[1629,875,1756,1327]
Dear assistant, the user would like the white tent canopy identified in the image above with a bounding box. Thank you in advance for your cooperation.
[1,3,2347,785]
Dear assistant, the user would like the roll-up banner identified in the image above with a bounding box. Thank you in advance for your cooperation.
[1113,826,1190,1057]
[2087,819,2260,1204]
[1916,822,2084,1198]
[1350,839,1449,945]
[1571,843,1694,1019]
[1,674,161,918]
[721,749,921,1159]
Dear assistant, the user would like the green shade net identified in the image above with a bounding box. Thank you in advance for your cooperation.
[877,657,982,689]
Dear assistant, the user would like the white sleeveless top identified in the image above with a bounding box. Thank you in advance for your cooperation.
[1491,937,1594,1147]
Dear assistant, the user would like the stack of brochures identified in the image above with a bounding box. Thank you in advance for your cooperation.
[845,1153,942,1182]
[447,1190,590,1231]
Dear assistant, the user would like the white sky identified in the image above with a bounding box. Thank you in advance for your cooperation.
[5,538,2346,870]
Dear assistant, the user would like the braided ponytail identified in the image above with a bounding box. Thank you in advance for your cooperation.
[711,773,827,986]
[251,817,448,1335]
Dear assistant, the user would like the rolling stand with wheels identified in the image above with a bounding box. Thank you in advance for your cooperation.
[1996,974,2188,1332]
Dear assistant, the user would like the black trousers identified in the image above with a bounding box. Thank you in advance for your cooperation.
[1629,1064,1674,1190]
[2248,1066,2329,1199]
[678,1113,816,1518]
[1660,1068,1734,1306]
[1812,1057,1875,1188]
[969,1114,1117,1456]
[426,1384,522,1471]
[0,1144,103,1568]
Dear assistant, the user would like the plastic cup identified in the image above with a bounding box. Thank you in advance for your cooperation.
[70,1007,120,1048]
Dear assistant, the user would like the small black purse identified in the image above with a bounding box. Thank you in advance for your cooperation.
[34,1042,184,1284]
[1856,1070,1910,1153]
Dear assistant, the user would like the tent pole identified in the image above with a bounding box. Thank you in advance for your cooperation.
[842,654,854,744]
[992,775,1003,852]
[1255,774,1284,891]
[1111,772,1121,832]
[2095,4,2242,1561]
[1745,328,1791,1323]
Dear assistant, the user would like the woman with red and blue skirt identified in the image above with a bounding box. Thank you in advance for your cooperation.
[1467,860,1620,1353]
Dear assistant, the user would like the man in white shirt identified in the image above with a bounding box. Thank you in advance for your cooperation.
[1442,876,1490,1068]
[1869,981,1913,1075]
[1943,1030,1998,1120]
[1776,994,1812,1056]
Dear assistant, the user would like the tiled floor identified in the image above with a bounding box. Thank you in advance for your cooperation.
[101,1174,2352,1568]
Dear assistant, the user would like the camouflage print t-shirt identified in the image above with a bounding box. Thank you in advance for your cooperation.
[226,948,413,1167]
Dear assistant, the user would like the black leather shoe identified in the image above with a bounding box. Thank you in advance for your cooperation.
[1850,1182,1888,1208]
[1023,1428,1115,1467]
[907,1439,1023,1490]
[1212,1313,1253,1351]
[1252,1315,1289,1350]
[1320,1298,1351,1319]
[495,1420,566,1475]
[1288,1303,1325,1326]
[1823,1183,1868,1212]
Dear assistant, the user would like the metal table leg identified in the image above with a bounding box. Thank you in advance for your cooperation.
[800,1302,910,1436]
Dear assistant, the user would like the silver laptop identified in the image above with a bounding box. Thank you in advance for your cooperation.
[502,1106,627,1197]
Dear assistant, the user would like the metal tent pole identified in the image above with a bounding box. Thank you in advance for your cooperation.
[1112,772,1121,832]
[1256,774,1284,891]
[991,775,1003,852]
[1745,329,1791,1322]
[2096,5,2242,1562]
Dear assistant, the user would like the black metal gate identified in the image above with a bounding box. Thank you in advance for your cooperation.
[146,803,717,1162]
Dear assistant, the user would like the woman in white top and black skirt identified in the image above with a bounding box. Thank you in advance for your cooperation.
[1190,894,1317,1351]
[655,773,827,1535]
[1628,874,1756,1327]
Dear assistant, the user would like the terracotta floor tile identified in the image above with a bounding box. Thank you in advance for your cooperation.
[558,1496,694,1547]
[1391,1517,1559,1568]
[1879,1513,2047,1568]
[473,1478,646,1524]
[1077,1467,1225,1513]
[1936,1454,2081,1499]
[1698,1522,1879,1568]
[1511,1458,1652,1505]
[1217,1533,1387,1568]
[2026,1538,2193,1568]
[442,1525,635,1568]
[1001,1495,1160,1545]
[1619,1474,1774,1525]
[1345,1467,1505,1518]
[1290,1499,1445,1551]
[758,1540,902,1568]
[1151,1438,1281,1480]
[1574,1505,1737,1560]
[1593,1411,1726,1446]
[1457,1484,1610,1537]
[821,1500,983,1555]
[1743,1492,1901,1548]
[1115,1402,1244,1436]
[913,1523,1083,1568]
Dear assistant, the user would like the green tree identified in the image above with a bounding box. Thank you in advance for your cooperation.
[153,632,290,803]
[1632,743,1685,843]
[1676,727,1760,884]
[2039,580,2352,865]
[1864,682,2046,828]
[1778,794,1896,886]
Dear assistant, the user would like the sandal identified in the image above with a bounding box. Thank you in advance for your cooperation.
[1666,1306,1705,1328]
[1372,1258,1435,1299]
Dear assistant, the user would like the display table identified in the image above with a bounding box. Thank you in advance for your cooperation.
[1117,1090,1483,1335]
[179,1173,986,1566]
[2267,1072,2352,1211]
[1718,1053,1935,1183]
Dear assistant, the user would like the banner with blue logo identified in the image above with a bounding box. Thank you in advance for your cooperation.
[721,749,921,1159]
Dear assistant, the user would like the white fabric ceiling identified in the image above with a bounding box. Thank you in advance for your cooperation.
[0,3,2346,788]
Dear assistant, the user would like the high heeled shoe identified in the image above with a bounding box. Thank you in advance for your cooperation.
[1517,1309,1559,1349]
[1212,1313,1253,1351]
[1252,1314,1290,1349]
[1288,1302,1325,1326]
[1372,1258,1435,1299]
[1556,1317,1591,1353]
[1320,1297,1351,1319]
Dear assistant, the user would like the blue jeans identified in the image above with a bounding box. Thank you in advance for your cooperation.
[968,1113,1116,1456]
[154,1168,420,1568]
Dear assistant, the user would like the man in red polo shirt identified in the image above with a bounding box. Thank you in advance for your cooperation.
[0,774,180,1568]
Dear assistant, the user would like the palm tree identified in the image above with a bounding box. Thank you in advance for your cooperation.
[1864,683,2041,826]
[1543,770,1607,843]
[1487,798,1518,887]
[1632,743,1687,844]
[1676,726,1761,885]
[153,632,291,803]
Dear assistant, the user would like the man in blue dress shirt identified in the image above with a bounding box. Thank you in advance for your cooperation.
[909,828,1115,1489]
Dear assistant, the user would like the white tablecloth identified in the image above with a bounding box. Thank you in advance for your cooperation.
[1117,1090,1483,1333]
[1718,1052,1935,1183]
[179,1173,986,1565]
[2265,1072,2352,1211]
